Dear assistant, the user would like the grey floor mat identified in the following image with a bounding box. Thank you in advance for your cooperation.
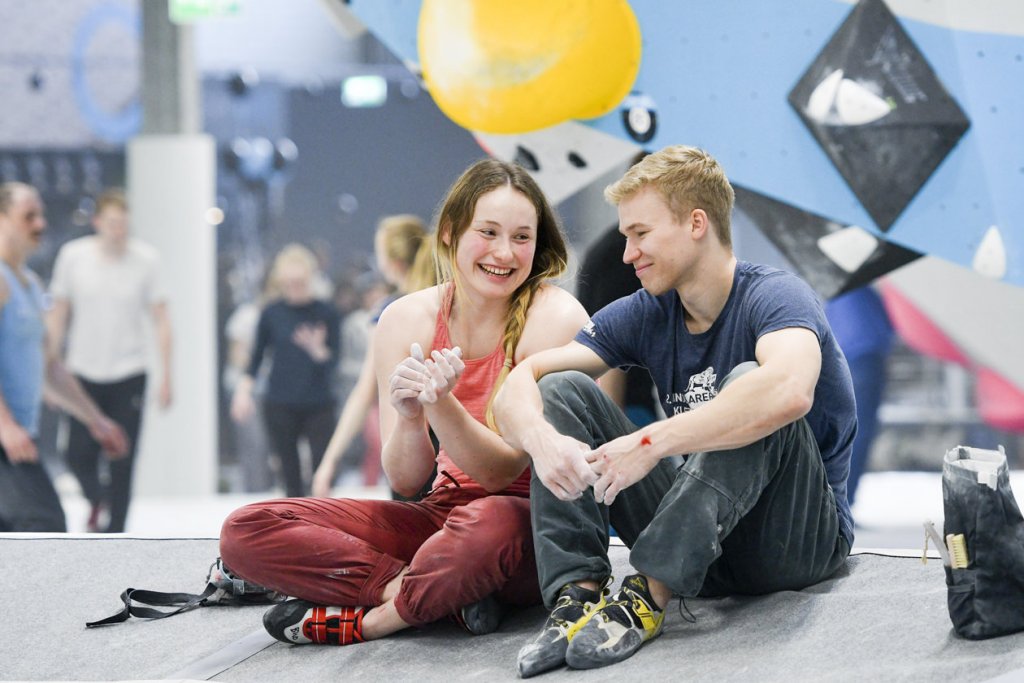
[3,536,1023,682]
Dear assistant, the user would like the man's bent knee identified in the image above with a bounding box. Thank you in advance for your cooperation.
[537,370,598,403]
[720,361,759,390]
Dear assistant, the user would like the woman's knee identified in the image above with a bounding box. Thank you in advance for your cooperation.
[219,503,277,566]
[444,497,532,550]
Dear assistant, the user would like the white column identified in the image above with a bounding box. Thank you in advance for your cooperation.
[128,134,217,496]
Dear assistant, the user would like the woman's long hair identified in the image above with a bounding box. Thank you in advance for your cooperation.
[433,158,569,429]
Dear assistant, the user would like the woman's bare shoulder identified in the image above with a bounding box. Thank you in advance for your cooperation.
[530,283,587,318]
[517,284,589,359]
[376,285,443,337]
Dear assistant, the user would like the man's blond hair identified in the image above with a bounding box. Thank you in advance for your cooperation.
[604,145,735,248]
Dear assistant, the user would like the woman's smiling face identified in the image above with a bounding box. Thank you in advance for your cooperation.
[451,184,538,300]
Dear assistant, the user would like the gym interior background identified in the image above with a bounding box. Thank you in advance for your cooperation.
[1,0,1020,510]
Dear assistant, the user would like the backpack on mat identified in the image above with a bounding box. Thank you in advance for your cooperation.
[86,557,286,628]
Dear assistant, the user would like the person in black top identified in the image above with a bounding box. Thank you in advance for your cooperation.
[231,243,340,497]
[577,225,659,427]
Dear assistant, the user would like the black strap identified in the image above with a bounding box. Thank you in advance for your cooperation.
[86,583,219,628]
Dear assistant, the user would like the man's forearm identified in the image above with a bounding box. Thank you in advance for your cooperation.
[44,357,102,427]
[641,363,811,461]
[154,305,173,382]
[159,327,172,383]
[45,300,69,360]
[494,364,553,452]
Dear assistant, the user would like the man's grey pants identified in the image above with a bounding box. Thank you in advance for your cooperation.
[531,368,850,607]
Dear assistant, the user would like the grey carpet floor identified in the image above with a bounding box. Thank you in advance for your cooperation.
[2,535,1023,682]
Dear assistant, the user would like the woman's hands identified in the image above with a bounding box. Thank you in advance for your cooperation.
[292,322,330,362]
[418,346,465,404]
[387,343,464,419]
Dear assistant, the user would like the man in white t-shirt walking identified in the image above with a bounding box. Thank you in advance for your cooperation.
[48,188,173,532]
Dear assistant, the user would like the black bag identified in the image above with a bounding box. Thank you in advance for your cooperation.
[942,445,1024,639]
[86,557,286,627]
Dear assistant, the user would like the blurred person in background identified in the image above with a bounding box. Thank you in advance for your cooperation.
[230,243,340,497]
[222,272,277,493]
[47,187,170,533]
[311,215,432,497]
[824,285,894,505]
[0,182,127,532]
[332,271,391,488]
[577,224,660,428]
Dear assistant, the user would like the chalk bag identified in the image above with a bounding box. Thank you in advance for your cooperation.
[942,445,1024,639]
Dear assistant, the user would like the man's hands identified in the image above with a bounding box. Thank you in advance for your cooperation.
[89,415,130,460]
[524,428,598,501]
[158,376,173,410]
[589,431,661,505]
[387,343,464,419]
[0,420,38,463]
[0,414,127,464]
[528,429,660,505]
[2,414,129,464]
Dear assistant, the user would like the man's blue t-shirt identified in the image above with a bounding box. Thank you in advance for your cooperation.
[575,260,857,545]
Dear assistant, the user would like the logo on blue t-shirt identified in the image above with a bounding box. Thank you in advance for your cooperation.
[582,320,596,337]
[665,366,718,415]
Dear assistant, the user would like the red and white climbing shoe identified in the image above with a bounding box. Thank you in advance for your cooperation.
[263,599,366,645]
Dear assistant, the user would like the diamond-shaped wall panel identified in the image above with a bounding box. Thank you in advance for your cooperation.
[734,184,922,300]
[788,0,970,232]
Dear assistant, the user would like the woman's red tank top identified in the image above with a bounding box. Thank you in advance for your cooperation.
[427,289,531,497]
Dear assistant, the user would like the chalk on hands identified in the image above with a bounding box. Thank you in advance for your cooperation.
[411,343,462,363]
